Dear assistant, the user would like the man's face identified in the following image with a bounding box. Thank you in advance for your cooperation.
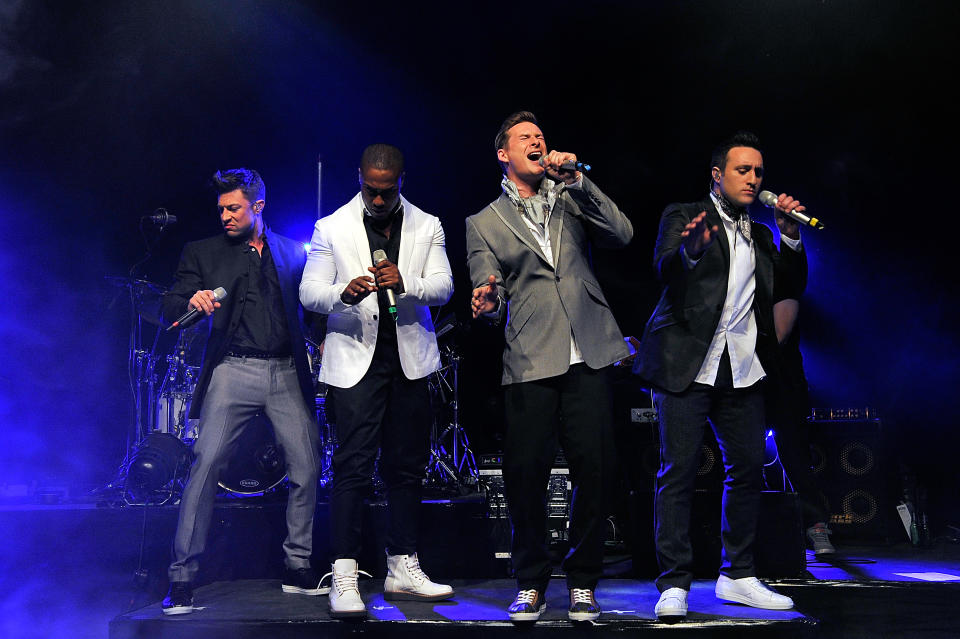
[497,121,546,184]
[217,189,261,239]
[359,166,403,220]
[715,146,764,207]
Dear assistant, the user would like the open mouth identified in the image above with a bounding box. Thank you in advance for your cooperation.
[527,151,542,163]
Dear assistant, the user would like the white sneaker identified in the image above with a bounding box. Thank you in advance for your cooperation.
[655,587,688,619]
[327,559,369,619]
[384,552,454,601]
[715,575,794,610]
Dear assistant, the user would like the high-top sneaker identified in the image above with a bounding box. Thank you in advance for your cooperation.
[327,559,368,619]
[384,552,454,601]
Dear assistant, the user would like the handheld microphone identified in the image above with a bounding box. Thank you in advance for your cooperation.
[372,250,398,322]
[166,287,228,331]
[144,208,177,226]
[538,157,591,172]
[759,190,824,230]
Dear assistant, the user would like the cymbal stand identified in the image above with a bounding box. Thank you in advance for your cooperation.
[427,345,478,488]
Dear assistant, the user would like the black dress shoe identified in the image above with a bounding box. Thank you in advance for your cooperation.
[162,581,194,615]
[282,567,327,595]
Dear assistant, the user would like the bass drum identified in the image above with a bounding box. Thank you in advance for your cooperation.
[218,413,288,496]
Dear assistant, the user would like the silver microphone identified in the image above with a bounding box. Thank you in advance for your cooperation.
[371,249,398,321]
[759,190,824,230]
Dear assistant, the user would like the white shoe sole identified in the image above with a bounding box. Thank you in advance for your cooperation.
[161,605,194,615]
[384,589,454,602]
[569,610,600,621]
[329,607,368,619]
[715,590,793,610]
[282,584,328,595]
[509,603,546,621]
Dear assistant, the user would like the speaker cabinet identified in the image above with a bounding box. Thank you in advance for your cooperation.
[808,418,898,542]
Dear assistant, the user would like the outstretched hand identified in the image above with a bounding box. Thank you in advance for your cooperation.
[681,211,720,259]
[471,275,499,319]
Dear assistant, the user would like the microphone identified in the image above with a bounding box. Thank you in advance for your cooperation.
[538,157,591,172]
[372,249,398,322]
[166,287,228,331]
[144,208,177,226]
[758,190,824,230]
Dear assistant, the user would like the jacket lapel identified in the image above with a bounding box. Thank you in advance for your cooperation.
[397,196,416,273]
[549,199,565,268]
[491,195,553,269]
[703,197,730,271]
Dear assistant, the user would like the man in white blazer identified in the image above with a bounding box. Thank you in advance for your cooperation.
[300,144,454,618]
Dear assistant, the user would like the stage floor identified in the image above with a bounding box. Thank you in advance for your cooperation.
[110,577,817,638]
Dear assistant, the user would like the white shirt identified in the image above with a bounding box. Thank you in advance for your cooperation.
[689,193,766,387]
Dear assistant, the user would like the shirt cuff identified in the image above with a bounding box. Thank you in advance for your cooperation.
[781,234,802,251]
[681,245,701,269]
[481,295,503,318]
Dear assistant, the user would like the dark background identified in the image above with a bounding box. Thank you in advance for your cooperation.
[1,1,957,525]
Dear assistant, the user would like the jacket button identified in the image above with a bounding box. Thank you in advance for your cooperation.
[555,275,560,281]
[373,315,378,320]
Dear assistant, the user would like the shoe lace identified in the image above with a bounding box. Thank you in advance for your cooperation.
[515,589,539,605]
[404,554,429,584]
[809,525,832,542]
[570,589,593,605]
[324,567,373,595]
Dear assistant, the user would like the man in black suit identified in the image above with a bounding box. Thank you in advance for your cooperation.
[635,132,806,619]
[160,168,320,615]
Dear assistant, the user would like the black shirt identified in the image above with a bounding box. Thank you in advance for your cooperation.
[228,234,292,356]
[363,206,403,343]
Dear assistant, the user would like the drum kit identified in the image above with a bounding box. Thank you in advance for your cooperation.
[105,276,477,505]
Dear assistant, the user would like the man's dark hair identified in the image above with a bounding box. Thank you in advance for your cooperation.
[360,143,405,175]
[710,130,762,172]
[494,110,538,153]
[211,168,265,202]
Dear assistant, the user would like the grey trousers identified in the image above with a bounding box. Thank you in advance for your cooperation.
[168,355,319,583]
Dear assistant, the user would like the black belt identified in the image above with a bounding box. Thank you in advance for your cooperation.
[225,350,292,359]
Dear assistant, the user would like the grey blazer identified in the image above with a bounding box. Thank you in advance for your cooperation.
[465,176,633,385]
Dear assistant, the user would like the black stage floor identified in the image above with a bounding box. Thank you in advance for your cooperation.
[3,503,960,638]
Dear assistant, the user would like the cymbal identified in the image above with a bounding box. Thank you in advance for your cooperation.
[104,275,167,295]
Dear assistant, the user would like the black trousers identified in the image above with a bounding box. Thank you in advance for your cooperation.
[327,338,432,560]
[502,364,614,591]
[653,350,766,592]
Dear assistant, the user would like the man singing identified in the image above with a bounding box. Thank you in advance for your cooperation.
[635,132,806,619]
[467,111,633,622]
[299,144,455,619]
[161,168,321,615]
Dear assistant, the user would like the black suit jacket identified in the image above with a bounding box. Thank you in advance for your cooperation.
[161,230,315,418]
[635,197,807,394]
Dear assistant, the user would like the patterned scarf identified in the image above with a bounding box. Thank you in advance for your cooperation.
[712,190,752,243]
[501,175,563,228]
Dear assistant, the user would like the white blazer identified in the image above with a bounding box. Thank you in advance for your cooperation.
[299,194,454,388]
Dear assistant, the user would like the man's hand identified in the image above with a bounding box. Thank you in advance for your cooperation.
[368,258,404,294]
[189,289,222,316]
[773,193,803,240]
[340,275,377,305]
[541,150,581,185]
[471,275,499,319]
[681,211,720,259]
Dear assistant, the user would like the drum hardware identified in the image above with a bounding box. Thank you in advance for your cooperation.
[426,343,479,490]
[217,413,288,496]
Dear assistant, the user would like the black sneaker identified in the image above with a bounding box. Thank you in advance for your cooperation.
[282,566,327,595]
[508,589,545,621]
[162,581,194,615]
[568,588,601,621]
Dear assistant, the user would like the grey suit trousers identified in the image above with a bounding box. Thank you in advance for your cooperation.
[168,355,319,583]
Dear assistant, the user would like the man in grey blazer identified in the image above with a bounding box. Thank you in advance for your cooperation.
[466,111,633,622]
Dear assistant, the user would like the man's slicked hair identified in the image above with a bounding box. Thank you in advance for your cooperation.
[211,168,265,202]
[710,130,762,172]
[494,110,538,153]
[360,143,405,175]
